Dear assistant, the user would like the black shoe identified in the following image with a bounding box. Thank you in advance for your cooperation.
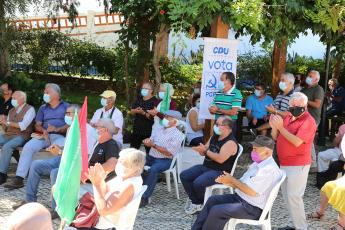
[276,227,295,230]
[139,198,149,208]
[12,200,28,210]
[3,176,24,190]
[50,210,60,220]
[0,173,7,185]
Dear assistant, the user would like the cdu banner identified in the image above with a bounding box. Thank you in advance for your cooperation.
[199,38,239,120]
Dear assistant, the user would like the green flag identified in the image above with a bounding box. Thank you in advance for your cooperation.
[53,112,81,224]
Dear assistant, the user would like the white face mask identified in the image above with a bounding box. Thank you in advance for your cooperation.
[115,162,126,177]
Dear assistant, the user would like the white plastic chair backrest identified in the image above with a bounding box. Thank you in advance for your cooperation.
[121,185,148,230]
[168,132,186,171]
[230,144,243,176]
[258,170,286,222]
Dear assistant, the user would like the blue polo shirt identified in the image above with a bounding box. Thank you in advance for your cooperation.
[35,101,69,129]
[245,94,273,119]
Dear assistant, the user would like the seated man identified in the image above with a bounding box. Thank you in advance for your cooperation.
[11,105,96,212]
[4,83,69,189]
[181,116,238,214]
[90,90,123,147]
[0,81,14,116]
[0,91,35,184]
[245,83,273,136]
[318,124,345,172]
[192,135,283,230]
[326,78,345,117]
[141,110,185,207]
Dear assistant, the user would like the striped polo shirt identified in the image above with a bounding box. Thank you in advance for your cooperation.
[273,90,294,112]
[213,88,243,120]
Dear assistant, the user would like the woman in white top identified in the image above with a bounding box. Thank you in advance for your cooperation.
[186,94,205,146]
[71,148,145,230]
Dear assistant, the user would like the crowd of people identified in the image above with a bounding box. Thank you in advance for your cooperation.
[1,69,345,230]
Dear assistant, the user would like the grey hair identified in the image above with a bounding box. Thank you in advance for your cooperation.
[289,92,308,106]
[160,83,174,96]
[218,115,233,129]
[281,72,295,85]
[68,104,80,114]
[15,91,27,102]
[97,118,116,134]
[119,148,146,174]
[45,83,61,97]
[309,70,320,81]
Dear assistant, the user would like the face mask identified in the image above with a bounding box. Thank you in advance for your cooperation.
[91,127,100,140]
[306,77,313,86]
[64,115,73,126]
[115,162,126,177]
[213,125,221,135]
[193,88,200,94]
[289,106,305,117]
[100,98,107,107]
[11,99,18,108]
[158,92,165,99]
[43,93,51,103]
[141,89,149,97]
[162,118,170,127]
[279,82,287,91]
[196,102,200,109]
[254,89,262,97]
[251,151,262,163]
[218,81,225,91]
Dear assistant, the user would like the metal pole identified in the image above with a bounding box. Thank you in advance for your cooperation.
[317,41,332,146]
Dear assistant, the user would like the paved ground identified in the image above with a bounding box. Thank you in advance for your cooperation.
[0,139,341,230]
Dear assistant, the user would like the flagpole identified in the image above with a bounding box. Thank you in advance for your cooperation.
[58,220,65,230]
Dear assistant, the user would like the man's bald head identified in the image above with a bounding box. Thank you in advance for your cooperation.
[8,203,53,230]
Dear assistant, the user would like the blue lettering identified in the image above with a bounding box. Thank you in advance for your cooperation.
[212,47,229,55]
[207,60,234,70]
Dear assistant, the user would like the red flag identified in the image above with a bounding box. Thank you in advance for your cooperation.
[78,97,89,182]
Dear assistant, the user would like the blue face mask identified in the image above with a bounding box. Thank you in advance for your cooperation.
[64,115,73,126]
[306,76,313,86]
[91,127,100,140]
[101,98,107,107]
[43,93,51,103]
[218,81,225,91]
[162,118,170,127]
[141,89,149,97]
[196,102,200,109]
[213,125,222,135]
[11,99,18,108]
[279,82,287,91]
[159,92,165,99]
[254,89,262,97]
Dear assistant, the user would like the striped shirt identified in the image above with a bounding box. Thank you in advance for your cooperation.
[273,90,294,112]
[235,156,282,209]
[149,126,184,159]
[212,88,243,120]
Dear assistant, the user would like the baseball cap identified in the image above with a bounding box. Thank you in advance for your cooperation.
[100,90,116,98]
[250,135,275,150]
[164,110,182,120]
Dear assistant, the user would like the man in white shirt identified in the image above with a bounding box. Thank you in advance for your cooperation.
[0,91,36,185]
[141,110,185,207]
[90,90,123,147]
[192,135,283,230]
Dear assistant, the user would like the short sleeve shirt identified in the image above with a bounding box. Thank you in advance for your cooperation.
[89,139,120,166]
[301,85,324,124]
[35,101,69,130]
[245,94,273,119]
[0,98,13,115]
[273,90,294,112]
[276,112,317,166]
[131,96,157,136]
[213,88,243,120]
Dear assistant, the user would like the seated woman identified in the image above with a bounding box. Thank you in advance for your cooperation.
[186,94,205,146]
[70,148,146,230]
[308,172,345,230]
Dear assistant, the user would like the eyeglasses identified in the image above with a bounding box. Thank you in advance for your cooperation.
[142,88,152,90]
[65,112,74,115]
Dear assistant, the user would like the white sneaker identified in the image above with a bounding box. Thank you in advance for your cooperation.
[184,199,192,212]
[185,203,203,215]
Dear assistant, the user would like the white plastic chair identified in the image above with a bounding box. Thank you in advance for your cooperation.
[225,171,286,230]
[203,144,243,205]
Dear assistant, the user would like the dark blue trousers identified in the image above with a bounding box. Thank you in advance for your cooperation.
[180,165,222,205]
[192,194,262,230]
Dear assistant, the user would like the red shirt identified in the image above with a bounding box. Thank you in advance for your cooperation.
[276,111,316,166]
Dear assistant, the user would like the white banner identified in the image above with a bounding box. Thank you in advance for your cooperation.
[199,38,239,120]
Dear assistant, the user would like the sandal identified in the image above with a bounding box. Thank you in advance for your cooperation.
[329,223,345,230]
[307,211,325,220]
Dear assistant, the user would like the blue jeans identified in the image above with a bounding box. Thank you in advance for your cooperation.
[142,155,172,199]
[16,134,65,178]
[50,168,59,209]
[180,165,222,205]
[0,134,26,174]
[192,194,262,230]
[26,156,61,203]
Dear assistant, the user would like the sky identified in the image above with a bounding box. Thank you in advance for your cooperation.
[27,0,326,59]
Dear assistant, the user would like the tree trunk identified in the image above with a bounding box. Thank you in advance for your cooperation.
[272,37,287,97]
[332,53,343,79]
[124,37,130,105]
[136,19,151,84]
[0,0,10,79]
[152,23,169,86]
